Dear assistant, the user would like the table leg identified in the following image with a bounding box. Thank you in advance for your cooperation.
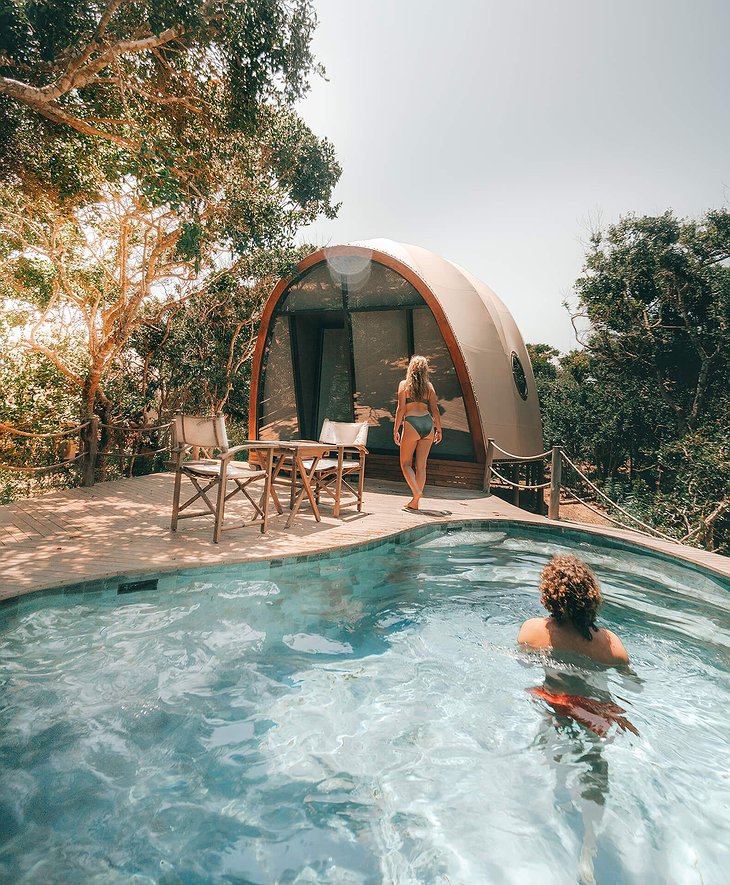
[260,448,272,533]
[289,459,297,509]
[269,452,286,514]
[285,452,322,528]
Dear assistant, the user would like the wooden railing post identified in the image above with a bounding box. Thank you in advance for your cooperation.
[512,463,520,506]
[548,445,562,520]
[483,438,495,494]
[536,460,547,515]
[82,416,99,487]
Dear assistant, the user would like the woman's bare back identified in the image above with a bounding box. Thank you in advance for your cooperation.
[518,617,629,667]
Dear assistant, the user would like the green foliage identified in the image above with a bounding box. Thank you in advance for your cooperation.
[526,343,559,383]
[0,1,333,206]
[0,1,340,503]
[0,339,82,502]
[0,0,339,424]
[530,208,730,553]
[651,423,730,549]
[575,209,730,434]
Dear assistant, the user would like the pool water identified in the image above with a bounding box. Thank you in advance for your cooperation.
[1,528,729,884]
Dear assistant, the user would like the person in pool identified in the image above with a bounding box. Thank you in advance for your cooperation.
[393,354,442,512]
[518,554,629,667]
[520,555,635,884]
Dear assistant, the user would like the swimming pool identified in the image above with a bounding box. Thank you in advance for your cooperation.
[0,524,728,883]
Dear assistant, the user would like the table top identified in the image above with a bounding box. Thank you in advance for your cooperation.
[246,439,332,455]
[249,438,322,447]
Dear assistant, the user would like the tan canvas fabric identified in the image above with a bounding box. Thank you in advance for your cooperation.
[344,239,543,458]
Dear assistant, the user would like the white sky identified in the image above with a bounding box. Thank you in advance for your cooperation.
[297,0,730,352]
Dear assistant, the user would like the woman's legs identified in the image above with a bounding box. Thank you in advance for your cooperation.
[399,421,421,508]
[414,434,434,497]
[400,421,435,510]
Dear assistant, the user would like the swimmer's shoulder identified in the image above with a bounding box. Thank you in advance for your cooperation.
[517,617,550,648]
[592,627,629,666]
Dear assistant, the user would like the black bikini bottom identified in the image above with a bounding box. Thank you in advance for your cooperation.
[404,414,434,439]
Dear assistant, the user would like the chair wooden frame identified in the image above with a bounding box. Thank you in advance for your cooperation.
[301,420,369,518]
[270,443,331,526]
[170,414,278,542]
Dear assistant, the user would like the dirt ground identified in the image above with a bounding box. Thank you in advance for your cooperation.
[553,497,615,528]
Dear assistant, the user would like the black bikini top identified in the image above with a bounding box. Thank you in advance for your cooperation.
[405,396,429,404]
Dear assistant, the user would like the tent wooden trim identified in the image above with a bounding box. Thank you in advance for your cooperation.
[249,245,486,462]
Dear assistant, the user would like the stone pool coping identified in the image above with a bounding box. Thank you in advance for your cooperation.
[2,514,729,620]
[1,473,728,610]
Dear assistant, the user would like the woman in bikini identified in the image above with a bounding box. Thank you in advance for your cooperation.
[393,355,442,512]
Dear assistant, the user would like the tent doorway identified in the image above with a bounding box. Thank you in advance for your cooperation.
[291,312,354,440]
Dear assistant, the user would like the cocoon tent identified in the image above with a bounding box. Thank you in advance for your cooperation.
[249,239,543,489]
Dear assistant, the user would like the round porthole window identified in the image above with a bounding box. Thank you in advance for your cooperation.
[511,353,528,400]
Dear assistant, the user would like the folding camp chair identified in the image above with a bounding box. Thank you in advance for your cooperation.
[300,419,369,517]
[170,413,276,542]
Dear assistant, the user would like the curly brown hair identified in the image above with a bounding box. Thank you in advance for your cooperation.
[539,555,602,641]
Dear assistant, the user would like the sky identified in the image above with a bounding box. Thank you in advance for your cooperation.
[297,0,730,352]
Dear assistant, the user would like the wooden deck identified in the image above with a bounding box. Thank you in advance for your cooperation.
[1,473,728,602]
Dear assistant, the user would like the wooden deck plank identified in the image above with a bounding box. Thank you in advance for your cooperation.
[0,472,728,601]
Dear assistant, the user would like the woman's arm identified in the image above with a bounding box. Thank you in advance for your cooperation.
[429,383,442,444]
[393,382,406,445]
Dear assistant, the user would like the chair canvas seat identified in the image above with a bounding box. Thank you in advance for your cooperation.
[183,460,265,480]
[170,413,275,542]
[302,419,369,518]
[300,457,360,472]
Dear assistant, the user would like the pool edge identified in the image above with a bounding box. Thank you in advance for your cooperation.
[3,514,728,611]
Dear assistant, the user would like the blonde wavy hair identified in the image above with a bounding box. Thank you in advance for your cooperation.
[539,555,602,641]
[405,355,430,400]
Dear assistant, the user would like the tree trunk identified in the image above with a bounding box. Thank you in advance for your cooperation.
[690,352,714,428]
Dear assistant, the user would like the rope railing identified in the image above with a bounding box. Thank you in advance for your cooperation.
[0,453,85,473]
[489,440,554,462]
[0,420,90,439]
[488,465,552,491]
[102,445,172,459]
[485,436,682,544]
[560,452,678,542]
[98,420,173,432]
[0,416,173,486]
[484,438,553,507]
[562,487,674,542]
[98,422,173,461]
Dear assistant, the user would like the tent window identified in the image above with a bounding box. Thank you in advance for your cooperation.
[347,263,424,310]
[413,308,475,459]
[511,353,528,400]
[259,316,300,440]
[351,311,409,454]
[280,264,343,312]
[316,326,353,434]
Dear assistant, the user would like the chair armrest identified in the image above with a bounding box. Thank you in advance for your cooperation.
[168,443,190,468]
[333,444,368,456]
[219,443,273,462]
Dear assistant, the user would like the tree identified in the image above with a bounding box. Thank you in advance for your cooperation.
[0,0,330,202]
[128,270,291,421]
[0,0,340,422]
[573,210,730,437]
[528,208,730,552]
[526,342,559,383]
[0,178,315,419]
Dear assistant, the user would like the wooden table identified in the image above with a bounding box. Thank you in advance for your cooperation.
[250,440,331,528]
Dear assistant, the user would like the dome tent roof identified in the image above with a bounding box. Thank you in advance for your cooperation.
[341,238,543,458]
